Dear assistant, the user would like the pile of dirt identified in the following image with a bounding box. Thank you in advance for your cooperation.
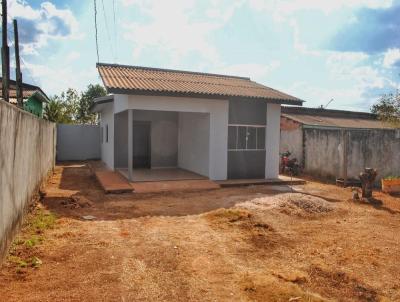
[60,195,94,209]
[238,193,333,216]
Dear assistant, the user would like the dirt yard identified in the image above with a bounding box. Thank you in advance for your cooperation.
[1,162,399,302]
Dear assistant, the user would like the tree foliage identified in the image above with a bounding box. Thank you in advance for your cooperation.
[78,84,107,124]
[371,91,400,126]
[43,84,106,124]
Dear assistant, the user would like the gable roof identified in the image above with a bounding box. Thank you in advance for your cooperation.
[97,63,303,105]
[281,106,397,129]
[0,78,50,104]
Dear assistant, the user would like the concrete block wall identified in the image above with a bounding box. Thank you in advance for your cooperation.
[303,128,400,182]
[57,124,101,161]
[0,100,56,262]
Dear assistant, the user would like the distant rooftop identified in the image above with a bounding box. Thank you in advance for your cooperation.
[97,63,303,105]
[0,78,49,104]
[281,106,397,129]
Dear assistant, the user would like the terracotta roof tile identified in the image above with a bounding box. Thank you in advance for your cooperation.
[97,63,302,104]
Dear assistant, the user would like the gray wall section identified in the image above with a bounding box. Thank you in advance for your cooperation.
[57,124,101,161]
[114,110,179,168]
[227,99,268,179]
[228,151,266,179]
[114,111,128,168]
[303,128,400,182]
[0,100,56,262]
[229,98,267,125]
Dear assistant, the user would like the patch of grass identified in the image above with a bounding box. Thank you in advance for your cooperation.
[6,206,56,272]
[28,209,56,234]
[24,235,43,248]
[8,256,28,268]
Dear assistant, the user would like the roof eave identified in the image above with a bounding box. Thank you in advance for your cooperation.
[31,90,50,103]
[90,95,114,113]
[106,87,304,105]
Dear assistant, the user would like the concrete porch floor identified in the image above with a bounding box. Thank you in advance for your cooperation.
[117,168,207,182]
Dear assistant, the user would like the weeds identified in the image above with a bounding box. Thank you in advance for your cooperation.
[6,206,56,272]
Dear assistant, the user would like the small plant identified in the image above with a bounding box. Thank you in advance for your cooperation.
[6,207,55,272]
[8,256,28,268]
[29,209,56,234]
[24,235,43,248]
[30,256,43,268]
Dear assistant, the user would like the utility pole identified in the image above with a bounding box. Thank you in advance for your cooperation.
[14,19,23,107]
[1,0,9,103]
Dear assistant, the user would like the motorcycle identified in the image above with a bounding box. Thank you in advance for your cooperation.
[280,151,301,176]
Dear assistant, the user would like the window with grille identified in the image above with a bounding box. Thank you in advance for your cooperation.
[228,125,266,151]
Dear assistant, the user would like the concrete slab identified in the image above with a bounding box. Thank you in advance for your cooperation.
[94,171,134,194]
[131,180,220,193]
[117,168,206,182]
[216,175,305,187]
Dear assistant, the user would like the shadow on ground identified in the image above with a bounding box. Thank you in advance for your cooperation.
[42,162,293,221]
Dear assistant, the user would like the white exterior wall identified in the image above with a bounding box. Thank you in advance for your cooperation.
[178,112,210,177]
[265,103,281,178]
[100,103,115,170]
[114,94,228,180]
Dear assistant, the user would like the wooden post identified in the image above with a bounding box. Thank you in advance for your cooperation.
[128,109,133,181]
[14,19,23,107]
[2,0,10,103]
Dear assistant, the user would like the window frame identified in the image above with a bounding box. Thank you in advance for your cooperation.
[228,124,266,151]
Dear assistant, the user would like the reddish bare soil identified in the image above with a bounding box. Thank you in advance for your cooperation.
[0,162,399,302]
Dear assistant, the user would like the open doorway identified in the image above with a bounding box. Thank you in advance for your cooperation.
[132,121,151,168]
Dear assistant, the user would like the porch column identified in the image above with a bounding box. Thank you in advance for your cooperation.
[128,109,133,181]
[265,103,281,179]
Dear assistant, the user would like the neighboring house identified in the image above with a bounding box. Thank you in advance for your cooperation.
[0,78,50,118]
[91,63,302,181]
[280,106,400,181]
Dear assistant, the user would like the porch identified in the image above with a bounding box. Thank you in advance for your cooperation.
[113,108,215,182]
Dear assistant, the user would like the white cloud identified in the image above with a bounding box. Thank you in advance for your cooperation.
[248,0,392,18]
[383,48,400,68]
[287,51,397,110]
[8,0,81,55]
[22,61,98,95]
[66,51,81,62]
[122,0,243,64]
[217,61,280,80]
[326,51,388,90]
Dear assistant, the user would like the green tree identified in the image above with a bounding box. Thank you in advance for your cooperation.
[371,91,400,126]
[78,84,107,124]
[43,99,65,123]
[44,88,80,124]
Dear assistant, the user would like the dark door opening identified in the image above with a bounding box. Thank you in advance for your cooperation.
[132,121,151,168]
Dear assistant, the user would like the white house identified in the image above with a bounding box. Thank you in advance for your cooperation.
[91,63,302,182]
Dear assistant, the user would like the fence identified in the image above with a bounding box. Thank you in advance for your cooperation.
[56,124,101,161]
[303,128,400,182]
[0,100,56,261]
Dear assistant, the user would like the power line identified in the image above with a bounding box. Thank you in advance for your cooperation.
[93,0,100,63]
[19,55,39,86]
[112,0,117,62]
[100,0,115,61]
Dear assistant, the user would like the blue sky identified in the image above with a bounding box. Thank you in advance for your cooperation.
[4,0,400,111]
